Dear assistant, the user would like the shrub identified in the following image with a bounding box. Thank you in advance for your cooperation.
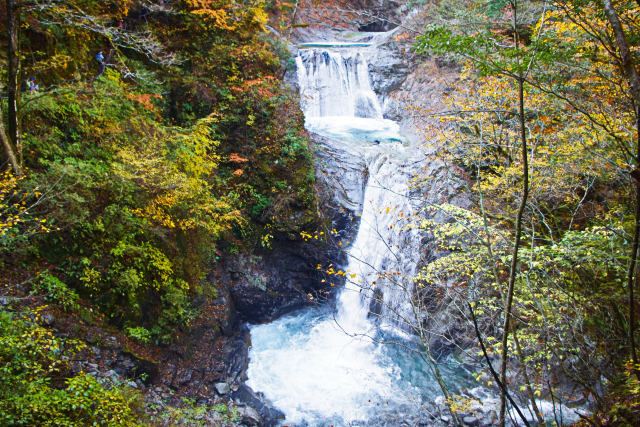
[0,307,141,426]
[32,272,80,312]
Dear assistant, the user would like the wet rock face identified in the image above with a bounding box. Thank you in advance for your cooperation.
[225,237,345,325]
[359,20,396,32]
[293,0,405,32]
[368,40,414,111]
[312,132,367,217]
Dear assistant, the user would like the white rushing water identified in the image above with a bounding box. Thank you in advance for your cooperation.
[247,42,447,425]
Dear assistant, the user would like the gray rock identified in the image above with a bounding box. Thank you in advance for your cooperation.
[440,415,451,423]
[127,381,138,389]
[86,333,99,344]
[42,313,55,326]
[204,411,224,424]
[462,416,479,426]
[238,406,261,427]
[215,382,230,395]
[172,368,193,387]
[232,384,284,426]
[0,297,9,305]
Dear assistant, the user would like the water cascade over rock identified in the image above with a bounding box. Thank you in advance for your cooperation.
[245,25,590,427]
[246,38,457,426]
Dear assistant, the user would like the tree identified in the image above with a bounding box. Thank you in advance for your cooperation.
[5,0,21,171]
[1,0,175,174]
[0,116,20,175]
[521,0,640,380]
[601,0,640,376]
[415,0,543,423]
[412,0,640,422]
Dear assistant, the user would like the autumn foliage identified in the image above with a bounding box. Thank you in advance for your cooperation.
[0,0,316,361]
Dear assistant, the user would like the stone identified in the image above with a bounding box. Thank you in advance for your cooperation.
[204,411,224,424]
[214,382,230,395]
[172,368,193,387]
[225,232,344,325]
[0,297,9,305]
[440,415,451,423]
[115,351,159,384]
[42,313,55,326]
[225,329,250,383]
[232,384,285,426]
[86,333,100,344]
[462,416,479,426]
[238,406,261,427]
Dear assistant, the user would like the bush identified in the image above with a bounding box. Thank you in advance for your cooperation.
[32,272,80,312]
[0,307,141,426]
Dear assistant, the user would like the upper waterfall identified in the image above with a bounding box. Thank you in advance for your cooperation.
[296,49,383,118]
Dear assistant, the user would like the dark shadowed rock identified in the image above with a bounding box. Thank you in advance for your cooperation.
[226,237,344,324]
[224,328,250,383]
[238,406,261,426]
[232,384,285,427]
[116,351,159,385]
[359,20,397,32]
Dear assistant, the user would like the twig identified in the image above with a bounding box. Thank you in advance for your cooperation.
[468,302,532,427]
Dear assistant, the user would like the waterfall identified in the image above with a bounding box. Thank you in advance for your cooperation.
[296,49,382,119]
[298,46,420,334]
[246,44,439,425]
[246,40,586,427]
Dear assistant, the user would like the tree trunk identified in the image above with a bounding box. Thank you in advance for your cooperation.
[499,2,530,423]
[6,0,22,167]
[498,72,529,427]
[0,115,21,174]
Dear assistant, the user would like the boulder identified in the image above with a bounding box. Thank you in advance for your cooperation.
[226,237,343,324]
[116,351,159,385]
[232,384,284,427]
[462,415,479,426]
[214,382,230,395]
[238,406,261,427]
